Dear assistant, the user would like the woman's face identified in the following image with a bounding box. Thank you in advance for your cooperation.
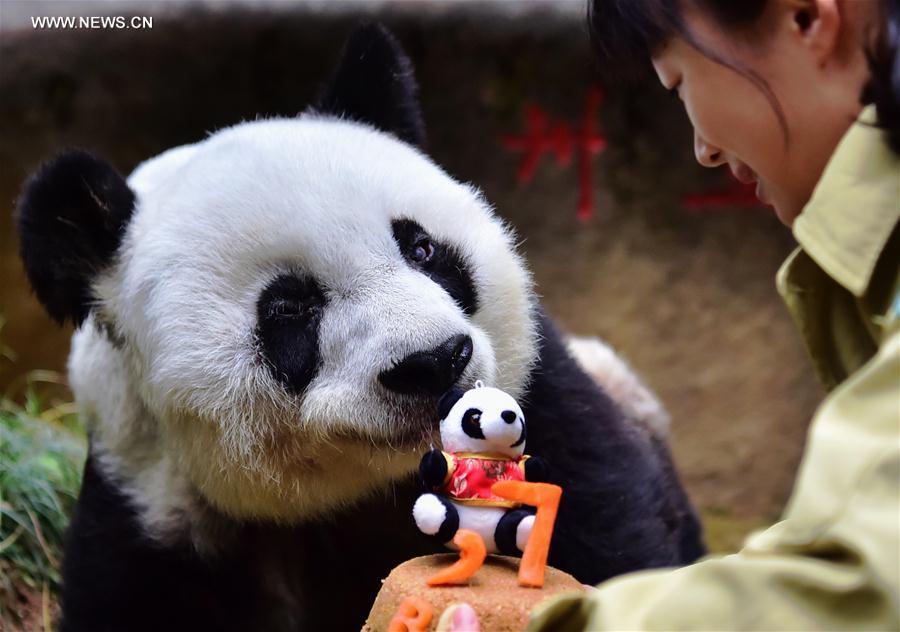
[651,2,868,226]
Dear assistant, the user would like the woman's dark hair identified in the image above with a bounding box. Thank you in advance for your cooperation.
[588,0,900,153]
[587,1,764,82]
[863,0,900,152]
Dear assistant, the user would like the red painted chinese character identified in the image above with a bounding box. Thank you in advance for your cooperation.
[501,87,608,222]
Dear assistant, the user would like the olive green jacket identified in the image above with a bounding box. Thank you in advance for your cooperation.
[529,106,900,631]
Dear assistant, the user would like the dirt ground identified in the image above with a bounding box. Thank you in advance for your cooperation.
[0,581,57,632]
[0,2,820,579]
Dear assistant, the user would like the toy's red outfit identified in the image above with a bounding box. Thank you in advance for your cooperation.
[440,452,530,508]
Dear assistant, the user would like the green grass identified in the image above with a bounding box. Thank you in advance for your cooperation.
[0,319,87,627]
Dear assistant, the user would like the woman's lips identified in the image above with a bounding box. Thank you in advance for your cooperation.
[755,180,771,204]
[731,164,756,185]
[731,164,771,205]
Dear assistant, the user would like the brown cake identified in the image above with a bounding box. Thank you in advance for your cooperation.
[363,554,586,632]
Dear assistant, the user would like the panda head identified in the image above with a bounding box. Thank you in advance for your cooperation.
[14,24,538,524]
[437,382,527,457]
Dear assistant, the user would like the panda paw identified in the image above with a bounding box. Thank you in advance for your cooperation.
[413,493,449,536]
[495,508,535,556]
[516,514,535,552]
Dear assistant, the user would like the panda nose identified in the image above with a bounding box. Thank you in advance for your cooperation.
[501,410,517,424]
[379,334,473,397]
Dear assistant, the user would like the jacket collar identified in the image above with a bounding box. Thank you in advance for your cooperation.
[792,106,900,297]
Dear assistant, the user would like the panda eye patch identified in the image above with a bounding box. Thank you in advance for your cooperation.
[390,218,479,316]
[461,408,486,440]
[392,219,438,268]
[255,273,327,395]
[267,297,319,320]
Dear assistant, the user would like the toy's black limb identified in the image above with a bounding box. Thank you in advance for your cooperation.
[434,496,460,544]
[524,456,549,482]
[419,449,448,489]
[494,507,535,556]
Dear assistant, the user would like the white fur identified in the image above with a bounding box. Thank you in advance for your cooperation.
[439,385,525,456]
[567,336,670,437]
[451,505,506,554]
[69,115,539,537]
[515,514,535,553]
[412,493,447,536]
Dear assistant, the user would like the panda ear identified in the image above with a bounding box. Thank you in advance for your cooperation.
[15,149,135,326]
[437,388,465,420]
[315,22,426,148]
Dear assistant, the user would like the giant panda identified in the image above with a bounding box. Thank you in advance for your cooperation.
[14,24,704,632]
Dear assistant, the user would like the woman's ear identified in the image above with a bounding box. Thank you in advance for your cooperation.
[790,0,841,66]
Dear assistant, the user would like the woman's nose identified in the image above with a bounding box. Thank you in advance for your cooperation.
[694,131,725,168]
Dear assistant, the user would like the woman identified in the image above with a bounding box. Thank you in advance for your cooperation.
[442,0,899,629]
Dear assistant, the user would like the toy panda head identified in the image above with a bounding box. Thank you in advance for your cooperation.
[437,382,527,457]
[14,25,537,529]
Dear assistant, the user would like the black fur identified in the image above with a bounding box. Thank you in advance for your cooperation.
[60,456,259,632]
[520,307,705,583]
[419,448,449,489]
[15,150,135,326]
[316,23,426,148]
[255,273,327,395]
[523,455,548,482]
[433,495,460,544]
[61,457,441,632]
[494,508,535,556]
[392,218,479,315]
[460,407,486,440]
[437,388,464,419]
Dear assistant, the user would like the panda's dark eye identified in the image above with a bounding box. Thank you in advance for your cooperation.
[391,219,439,268]
[391,218,479,315]
[411,238,435,264]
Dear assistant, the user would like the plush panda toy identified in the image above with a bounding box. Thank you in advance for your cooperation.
[14,23,704,632]
[414,382,548,555]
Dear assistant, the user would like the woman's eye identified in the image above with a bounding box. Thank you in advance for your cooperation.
[411,239,435,264]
